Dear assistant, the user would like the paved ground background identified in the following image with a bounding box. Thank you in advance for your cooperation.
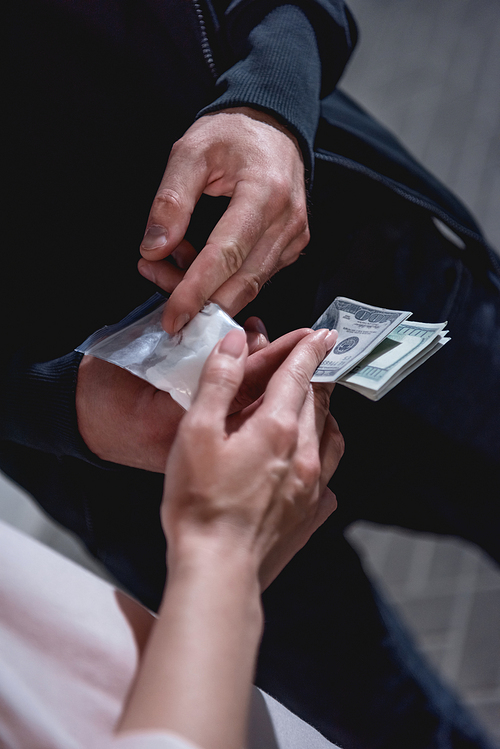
[341,0,500,252]
[1,0,499,743]
[342,0,500,742]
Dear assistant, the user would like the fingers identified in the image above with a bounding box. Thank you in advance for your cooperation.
[243,317,269,356]
[138,257,185,295]
[161,181,276,332]
[162,216,308,330]
[230,328,311,413]
[164,181,308,329]
[290,380,338,503]
[262,329,338,418]
[138,240,196,294]
[318,412,345,488]
[141,111,309,334]
[188,329,248,431]
[140,141,208,262]
[171,239,198,270]
[313,486,338,527]
[141,112,309,334]
[210,228,308,317]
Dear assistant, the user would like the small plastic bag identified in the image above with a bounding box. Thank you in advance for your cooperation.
[76,293,243,410]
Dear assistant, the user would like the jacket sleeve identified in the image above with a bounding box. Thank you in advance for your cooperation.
[197,0,358,179]
[0,347,105,465]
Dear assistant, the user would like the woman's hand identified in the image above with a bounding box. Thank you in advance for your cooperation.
[118,326,343,748]
[162,326,344,588]
[75,321,311,472]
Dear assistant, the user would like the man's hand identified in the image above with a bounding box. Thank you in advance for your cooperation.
[139,108,309,334]
[75,324,311,473]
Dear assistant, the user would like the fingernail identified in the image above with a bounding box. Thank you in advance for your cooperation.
[138,261,155,282]
[173,312,191,334]
[254,318,268,338]
[141,225,168,251]
[219,329,247,358]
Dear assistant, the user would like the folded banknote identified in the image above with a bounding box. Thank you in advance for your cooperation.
[311,297,449,399]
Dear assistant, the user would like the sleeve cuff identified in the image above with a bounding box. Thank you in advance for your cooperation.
[197,5,321,181]
[1,349,109,466]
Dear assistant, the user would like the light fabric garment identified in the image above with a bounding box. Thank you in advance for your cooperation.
[0,520,340,749]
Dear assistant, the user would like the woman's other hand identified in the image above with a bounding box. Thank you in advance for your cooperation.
[162,326,344,589]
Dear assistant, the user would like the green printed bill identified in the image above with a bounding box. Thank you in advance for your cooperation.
[311,297,449,400]
[339,321,449,400]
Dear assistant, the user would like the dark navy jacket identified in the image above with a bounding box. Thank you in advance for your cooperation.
[1,0,495,607]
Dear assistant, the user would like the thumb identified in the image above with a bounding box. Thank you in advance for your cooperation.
[191,329,248,425]
[140,147,207,260]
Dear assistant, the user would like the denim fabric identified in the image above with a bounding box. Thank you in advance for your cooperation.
[241,165,500,747]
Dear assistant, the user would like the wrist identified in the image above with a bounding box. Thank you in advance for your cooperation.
[167,532,261,587]
[206,107,303,161]
[168,534,261,604]
[161,540,265,676]
[215,105,292,131]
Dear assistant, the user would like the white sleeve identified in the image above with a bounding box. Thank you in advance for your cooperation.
[96,731,203,749]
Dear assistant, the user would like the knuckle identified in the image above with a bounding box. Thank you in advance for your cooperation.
[277,214,310,269]
[152,187,183,215]
[290,202,309,233]
[205,364,240,391]
[300,222,311,246]
[265,413,299,454]
[289,206,309,242]
[220,239,247,276]
[174,127,211,153]
[294,452,322,488]
[326,416,345,458]
[270,173,293,199]
[288,361,312,392]
[239,272,263,304]
[313,384,333,415]
[279,245,302,269]
[335,429,346,459]
[181,412,214,443]
[170,136,190,158]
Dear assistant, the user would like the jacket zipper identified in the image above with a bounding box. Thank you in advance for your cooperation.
[192,0,218,80]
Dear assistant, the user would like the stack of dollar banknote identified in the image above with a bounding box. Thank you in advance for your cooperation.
[311,297,449,400]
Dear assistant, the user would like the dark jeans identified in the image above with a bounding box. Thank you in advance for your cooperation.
[245,164,500,747]
[4,3,500,748]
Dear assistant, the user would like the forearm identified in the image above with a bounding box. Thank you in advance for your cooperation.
[117,329,341,745]
[118,541,263,749]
